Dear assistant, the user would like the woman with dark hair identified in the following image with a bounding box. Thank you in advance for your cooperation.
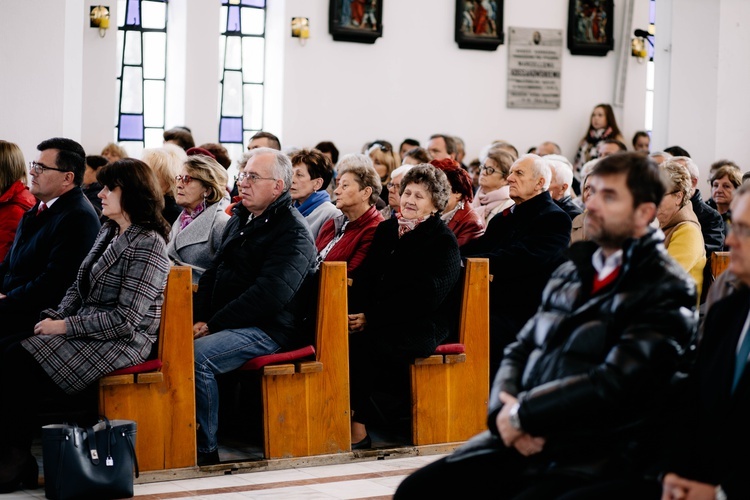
[168,154,231,284]
[471,146,515,225]
[572,103,624,192]
[0,158,171,493]
[347,164,461,449]
[708,164,743,228]
[632,131,650,153]
[402,146,432,166]
[431,158,485,246]
[0,141,35,262]
[290,149,341,238]
[83,155,108,215]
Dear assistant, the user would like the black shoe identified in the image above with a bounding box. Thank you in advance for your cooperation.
[0,452,38,493]
[197,449,221,466]
[351,434,371,450]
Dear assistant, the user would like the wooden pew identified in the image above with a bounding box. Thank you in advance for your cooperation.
[711,251,731,279]
[410,257,490,446]
[239,261,351,459]
[98,266,197,471]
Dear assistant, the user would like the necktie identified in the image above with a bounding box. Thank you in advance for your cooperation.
[732,328,750,393]
[37,202,47,214]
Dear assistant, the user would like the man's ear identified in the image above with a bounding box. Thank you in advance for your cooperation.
[561,182,570,193]
[636,202,657,227]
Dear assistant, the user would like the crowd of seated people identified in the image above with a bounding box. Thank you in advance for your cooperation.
[4,125,750,498]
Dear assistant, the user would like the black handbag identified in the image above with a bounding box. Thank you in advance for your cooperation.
[41,417,139,500]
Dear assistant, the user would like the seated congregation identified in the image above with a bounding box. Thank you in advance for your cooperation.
[1,127,748,499]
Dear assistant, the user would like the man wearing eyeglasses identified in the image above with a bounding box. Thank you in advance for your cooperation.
[0,137,100,339]
[191,147,317,466]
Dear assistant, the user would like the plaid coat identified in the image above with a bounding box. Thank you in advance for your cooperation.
[22,222,170,394]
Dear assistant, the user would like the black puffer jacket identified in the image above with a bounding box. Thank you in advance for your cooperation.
[194,191,317,349]
[487,229,698,477]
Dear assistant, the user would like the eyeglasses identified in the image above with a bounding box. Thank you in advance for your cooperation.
[29,161,68,175]
[235,172,276,184]
[480,165,498,175]
[371,142,391,153]
[386,182,401,190]
[175,175,195,184]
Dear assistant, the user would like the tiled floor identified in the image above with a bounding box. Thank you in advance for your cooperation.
[4,453,445,499]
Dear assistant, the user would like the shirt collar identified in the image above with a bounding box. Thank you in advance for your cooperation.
[591,247,623,279]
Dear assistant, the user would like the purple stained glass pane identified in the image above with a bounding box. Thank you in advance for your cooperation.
[228,6,240,32]
[126,0,141,26]
[220,117,243,143]
[119,114,145,141]
[242,0,265,7]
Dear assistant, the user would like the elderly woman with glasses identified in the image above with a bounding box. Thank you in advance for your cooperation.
[657,160,706,301]
[471,146,515,225]
[316,154,384,274]
[431,158,484,246]
[167,153,231,284]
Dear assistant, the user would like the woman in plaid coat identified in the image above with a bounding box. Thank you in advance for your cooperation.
[0,158,171,493]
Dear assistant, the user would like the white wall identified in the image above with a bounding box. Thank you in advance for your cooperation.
[6,0,747,179]
[279,0,649,162]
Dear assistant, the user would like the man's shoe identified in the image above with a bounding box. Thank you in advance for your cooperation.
[197,449,221,466]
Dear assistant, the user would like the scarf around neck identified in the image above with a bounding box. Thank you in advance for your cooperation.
[295,190,331,217]
[396,212,431,238]
[179,199,207,230]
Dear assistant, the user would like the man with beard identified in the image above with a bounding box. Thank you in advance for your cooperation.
[395,152,697,499]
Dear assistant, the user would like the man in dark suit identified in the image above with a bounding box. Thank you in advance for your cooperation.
[0,137,100,337]
[461,154,572,378]
[660,182,750,500]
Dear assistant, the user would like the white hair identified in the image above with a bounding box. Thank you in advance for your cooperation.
[547,156,574,196]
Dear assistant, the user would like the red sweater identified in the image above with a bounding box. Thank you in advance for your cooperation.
[0,181,36,262]
[315,205,384,273]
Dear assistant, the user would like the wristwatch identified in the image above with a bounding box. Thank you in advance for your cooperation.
[508,402,522,430]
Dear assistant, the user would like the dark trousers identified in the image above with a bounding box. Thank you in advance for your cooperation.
[0,340,77,451]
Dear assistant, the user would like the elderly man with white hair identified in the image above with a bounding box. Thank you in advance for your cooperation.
[546,154,583,221]
[461,154,572,379]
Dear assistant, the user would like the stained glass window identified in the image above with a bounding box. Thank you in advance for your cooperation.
[115,0,169,157]
[645,0,656,131]
[219,0,266,162]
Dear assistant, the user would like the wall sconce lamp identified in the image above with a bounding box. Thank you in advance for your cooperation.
[631,28,653,61]
[291,17,310,46]
[90,6,111,38]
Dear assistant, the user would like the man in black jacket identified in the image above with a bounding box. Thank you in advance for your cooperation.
[192,147,317,466]
[396,152,697,499]
[461,154,572,379]
[0,137,100,337]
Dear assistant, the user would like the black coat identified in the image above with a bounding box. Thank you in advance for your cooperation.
[0,187,100,332]
[482,230,697,477]
[663,287,750,498]
[350,215,462,358]
[691,189,725,253]
[554,194,583,221]
[194,191,317,350]
[461,191,572,367]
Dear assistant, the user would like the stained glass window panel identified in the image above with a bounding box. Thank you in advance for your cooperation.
[144,80,165,127]
[144,128,164,149]
[242,37,264,83]
[119,115,145,140]
[143,32,166,79]
[141,1,167,29]
[222,70,243,116]
[225,36,242,69]
[227,6,241,32]
[242,0,265,7]
[121,66,144,113]
[244,84,263,130]
[125,0,142,25]
[116,31,125,78]
[241,8,264,35]
[219,117,243,143]
[123,31,142,65]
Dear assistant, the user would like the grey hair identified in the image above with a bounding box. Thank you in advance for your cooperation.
[400,164,451,213]
[546,156,574,195]
[337,153,382,206]
[246,147,293,192]
[660,160,692,208]
[673,156,699,181]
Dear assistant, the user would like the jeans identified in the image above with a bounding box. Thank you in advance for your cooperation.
[194,327,280,453]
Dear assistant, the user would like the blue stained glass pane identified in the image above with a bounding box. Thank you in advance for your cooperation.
[119,114,145,140]
[242,0,265,7]
[220,117,244,143]
[126,0,141,26]
[649,0,655,24]
[228,6,240,32]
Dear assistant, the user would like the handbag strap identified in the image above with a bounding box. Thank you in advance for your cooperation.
[123,429,139,478]
[86,425,100,465]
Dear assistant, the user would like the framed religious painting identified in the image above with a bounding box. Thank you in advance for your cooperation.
[329,0,383,44]
[455,0,504,51]
[567,0,614,56]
